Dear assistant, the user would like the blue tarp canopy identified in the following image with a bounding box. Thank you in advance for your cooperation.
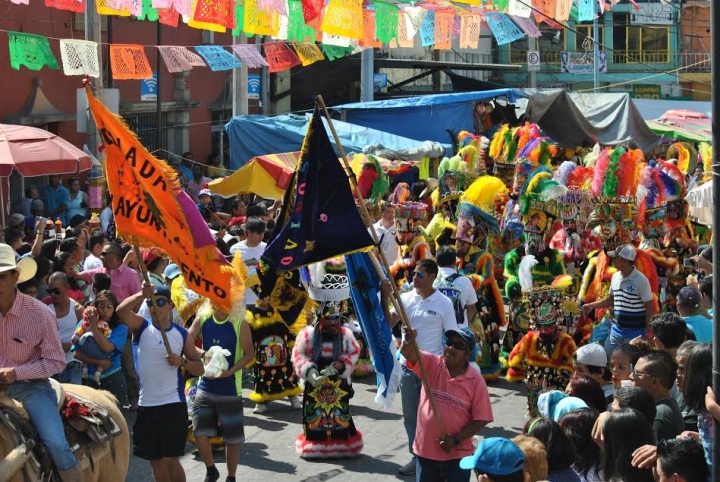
[331,89,527,144]
[225,113,439,170]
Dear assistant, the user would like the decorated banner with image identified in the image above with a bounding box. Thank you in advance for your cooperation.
[85,87,239,311]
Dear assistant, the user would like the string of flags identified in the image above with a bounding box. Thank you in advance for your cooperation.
[5,0,635,78]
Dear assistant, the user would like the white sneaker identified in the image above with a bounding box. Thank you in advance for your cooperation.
[289,396,302,410]
[253,403,268,414]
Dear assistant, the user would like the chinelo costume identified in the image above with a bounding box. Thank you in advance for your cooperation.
[292,266,363,458]
[506,256,577,417]
[245,261,316,407]
[454,175,509,381]
[424,156,471,247]
[638,160,686,310]
[579,147,660,326]
[503,153,566,350]
[389,183,431,286]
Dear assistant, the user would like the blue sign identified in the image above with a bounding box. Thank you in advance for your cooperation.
[373,73,388,93]
[248,73,261,100]
[141,73,157,101]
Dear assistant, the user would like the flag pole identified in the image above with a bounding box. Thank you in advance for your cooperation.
[133,246,173,355]
[316,95,446,437]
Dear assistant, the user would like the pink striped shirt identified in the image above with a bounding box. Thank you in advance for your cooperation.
[82,263,142,303]
[0,291,66,380]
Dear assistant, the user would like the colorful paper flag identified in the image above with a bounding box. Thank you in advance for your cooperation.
[85,88,238,312]
[231,44,269,68]
[485,12,525,46]
[287,0,316,42]
[109,44,152,80]
[322,44,353,61]
[507,0,531,18]
[262,108,374,271]
[578,0,594,22]
[555,0,572,22]
[459,13,481,49]
[359,9,382,48]
[510,15,541,38]
[59,39,100,77]
[420,10,435,46]
[158,46,207,73]
[374,1,398,45]
[263,41,301,72]
[8,32,60,71]
[194,45,242,71]
[434,10,453,50]
[45,0,85,13]
[292,41,324,66]
[321,0,364,40]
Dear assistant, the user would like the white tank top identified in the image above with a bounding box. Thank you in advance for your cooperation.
[49,303,80,364]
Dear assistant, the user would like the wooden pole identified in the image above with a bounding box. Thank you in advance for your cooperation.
[316,95,446,437]
[133,246,173,355]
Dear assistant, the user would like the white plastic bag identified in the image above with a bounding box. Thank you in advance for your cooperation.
[203,346,231,378]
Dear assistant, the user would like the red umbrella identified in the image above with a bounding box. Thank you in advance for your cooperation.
[0,124,92,177]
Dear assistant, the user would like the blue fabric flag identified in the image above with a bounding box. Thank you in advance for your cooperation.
[262,107,374,271]
[345,252,401,408]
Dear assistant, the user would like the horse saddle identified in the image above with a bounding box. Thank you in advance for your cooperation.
[0,379,122,479]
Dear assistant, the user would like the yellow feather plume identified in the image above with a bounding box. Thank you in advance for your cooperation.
[461,176,509,213]
[489,125,509,160]
[700,142,712,178]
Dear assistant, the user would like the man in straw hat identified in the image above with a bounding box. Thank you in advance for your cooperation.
[0,244,85,481]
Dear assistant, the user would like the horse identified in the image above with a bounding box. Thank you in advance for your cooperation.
[0,383,129,482]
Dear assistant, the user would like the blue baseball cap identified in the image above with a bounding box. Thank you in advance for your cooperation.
[459,437,524,475]
[153,285,171,300]
[163,263,181,281]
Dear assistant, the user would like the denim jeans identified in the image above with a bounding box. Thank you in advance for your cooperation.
[55,361,82,385]
[416,456,470,482]
[7,380,78,471]
[604,327,645,357]
[77,334,111,361]
[86,369,128,407]
[400,365,423,455]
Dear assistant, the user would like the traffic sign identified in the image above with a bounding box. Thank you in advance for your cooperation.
[527,51,540,72]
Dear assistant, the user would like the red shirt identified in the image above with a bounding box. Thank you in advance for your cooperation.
[409,351,494,461]
[0,291,66,380]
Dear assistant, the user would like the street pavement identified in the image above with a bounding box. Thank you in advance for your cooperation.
[124,373,528,481]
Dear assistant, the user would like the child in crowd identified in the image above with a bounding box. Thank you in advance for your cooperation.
[72,305,113,382]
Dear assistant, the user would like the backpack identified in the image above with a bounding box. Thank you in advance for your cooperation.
[435,273,465,325]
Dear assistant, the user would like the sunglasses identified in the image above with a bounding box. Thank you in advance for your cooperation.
[100,251,118,257]
[47,288,62,295]
[149,297,170,308]
[415,271,426,279]
[445,339,469,351]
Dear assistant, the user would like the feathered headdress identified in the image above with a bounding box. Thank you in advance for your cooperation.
[667,142,698,175]
[455,176,508,242]
[699,142,712,180]
[591,147,643,198]
[392,182,411,204]
[489,125,510,161]
[355,154,389,202]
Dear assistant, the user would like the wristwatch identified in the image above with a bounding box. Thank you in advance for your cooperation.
[182,358,188,367]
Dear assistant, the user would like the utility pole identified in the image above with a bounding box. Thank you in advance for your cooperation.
[528,37,538,88]
[233,34,249,117]
[85,0,104,160]
[711,0,719,480]
[360,48,374,102]
[593,1,600,92]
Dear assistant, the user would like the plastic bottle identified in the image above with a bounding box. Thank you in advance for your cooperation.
[54,219,63,241]
[660,286,667,312]
[46,220,55,240]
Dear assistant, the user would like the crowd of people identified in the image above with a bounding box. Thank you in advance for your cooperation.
[0,129,717,482]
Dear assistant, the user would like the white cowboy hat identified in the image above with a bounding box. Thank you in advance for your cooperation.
[419,178,439,199]
[0,244,37,283]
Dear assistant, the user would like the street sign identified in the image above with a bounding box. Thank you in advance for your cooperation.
[248,73,260,100]
[527,50,540,72]
[140,73,158,101]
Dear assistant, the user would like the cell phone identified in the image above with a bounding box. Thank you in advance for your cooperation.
[683,258,695,268]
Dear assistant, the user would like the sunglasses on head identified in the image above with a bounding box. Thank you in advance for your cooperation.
[149,297,170,308]
[47,288,62,295]
[445,338,469,351]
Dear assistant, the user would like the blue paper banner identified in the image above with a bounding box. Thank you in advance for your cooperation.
[578,0,595,22]
[193,46,242,71]
[420,10,435,47]
[485,12,525,46]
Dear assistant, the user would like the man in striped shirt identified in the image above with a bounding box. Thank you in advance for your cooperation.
[582,244,655,355]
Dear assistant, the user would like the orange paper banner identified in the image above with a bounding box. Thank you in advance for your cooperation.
[109,44,153,80]
[85,88,238,311]
[434,10,453,50]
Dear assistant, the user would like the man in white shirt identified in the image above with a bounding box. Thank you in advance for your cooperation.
[434,246,477,327]
[229,217,267,309]
[381,259,457,476]
[117,283,204,482]
[373,202,398,266]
